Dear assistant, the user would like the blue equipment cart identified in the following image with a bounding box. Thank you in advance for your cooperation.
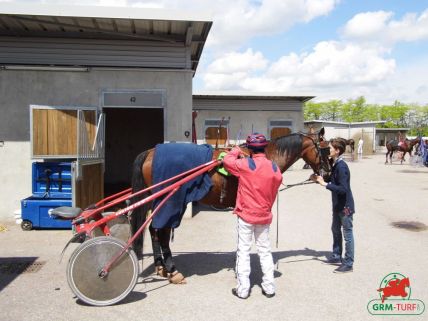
[21,162,72,230]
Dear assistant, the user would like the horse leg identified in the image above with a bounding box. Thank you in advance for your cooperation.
[157,227,186,284]
[401,151,406,164]
[385,151,389,164]
[149,224,168,278]
[150,226,186,283]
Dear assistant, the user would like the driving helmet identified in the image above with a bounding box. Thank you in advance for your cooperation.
[246,133,268,149]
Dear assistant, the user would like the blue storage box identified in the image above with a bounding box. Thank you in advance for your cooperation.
[32,162,72,198]
[21,197,72,229]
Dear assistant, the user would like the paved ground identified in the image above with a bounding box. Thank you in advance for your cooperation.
[0,153,427,321]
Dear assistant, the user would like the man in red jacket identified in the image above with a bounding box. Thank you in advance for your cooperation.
[223,133,283,299]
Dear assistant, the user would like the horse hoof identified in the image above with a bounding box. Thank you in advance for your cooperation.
[155,266,168,278]
[168,271,186,284]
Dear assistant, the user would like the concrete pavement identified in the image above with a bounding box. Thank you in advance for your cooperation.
[0,154,427,321]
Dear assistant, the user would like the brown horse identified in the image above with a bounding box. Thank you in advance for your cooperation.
[335,137,355,153]
[385,137,420,164]
[130,128,330,283]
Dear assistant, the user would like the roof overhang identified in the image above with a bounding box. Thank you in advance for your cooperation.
[194,92,314,102]
[0,3,212,72]
[304,120,387,126]
[375,128,410,132]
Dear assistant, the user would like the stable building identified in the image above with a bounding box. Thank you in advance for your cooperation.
[193,93,313,146]
[0,3,211,220]
[304,120,386,154]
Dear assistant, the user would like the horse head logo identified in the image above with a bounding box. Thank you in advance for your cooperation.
[377,274,411,303]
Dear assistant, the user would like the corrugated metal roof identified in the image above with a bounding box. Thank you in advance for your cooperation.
[0,3,212,72]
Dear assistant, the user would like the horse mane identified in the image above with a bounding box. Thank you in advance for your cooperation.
[271,133,303,159]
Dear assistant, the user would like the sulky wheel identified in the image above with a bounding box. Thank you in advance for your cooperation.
[21,220,33,231]
[66,236,139,306]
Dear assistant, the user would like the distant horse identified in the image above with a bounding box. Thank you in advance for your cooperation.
[130,129,331,283]
[335,137,355,153]
[385,137,420,164]
[377,277,410,303]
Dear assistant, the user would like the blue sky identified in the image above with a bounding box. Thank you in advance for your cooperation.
[2,0,428,105]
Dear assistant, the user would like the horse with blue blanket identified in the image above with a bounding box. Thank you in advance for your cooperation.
[130,128,330,284]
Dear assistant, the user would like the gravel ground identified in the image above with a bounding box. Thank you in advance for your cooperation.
[0,153,427,321]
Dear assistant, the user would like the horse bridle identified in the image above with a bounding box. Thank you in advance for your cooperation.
[303,134,331,176]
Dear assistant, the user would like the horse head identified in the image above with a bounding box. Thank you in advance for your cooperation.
[300,127,332,180]
[400,277,410,288]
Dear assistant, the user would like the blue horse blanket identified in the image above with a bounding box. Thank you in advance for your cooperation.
[151,143,213,228]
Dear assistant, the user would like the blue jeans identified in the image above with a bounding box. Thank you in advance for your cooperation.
[331,212,354,267]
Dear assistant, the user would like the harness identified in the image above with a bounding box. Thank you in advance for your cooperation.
[247,157,278,173]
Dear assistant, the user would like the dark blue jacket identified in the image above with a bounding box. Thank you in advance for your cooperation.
[326,158,355,214]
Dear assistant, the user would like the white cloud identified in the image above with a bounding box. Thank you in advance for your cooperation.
[205,0,339,49]
[201,41,396,96]
[342,9,428,46]
[203,49,268,90]
[207,49,268,73]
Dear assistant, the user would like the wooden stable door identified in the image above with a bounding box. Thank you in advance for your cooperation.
[32,107,97,158]
[270,127,291,139]
[73,162,104,210]
[205,127,227,146]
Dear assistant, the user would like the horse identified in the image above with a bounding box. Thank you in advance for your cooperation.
[377,277,410,303]
[335,137,355,154]
[129,128,331,284]
[385,137,420,164]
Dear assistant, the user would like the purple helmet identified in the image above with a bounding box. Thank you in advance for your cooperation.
[246,133,268,148]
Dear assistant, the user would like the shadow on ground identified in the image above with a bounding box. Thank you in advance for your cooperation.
[141,248,330,279]
[0,257,39,292]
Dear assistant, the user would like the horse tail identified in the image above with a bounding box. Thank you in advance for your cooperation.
[130,150,151,259]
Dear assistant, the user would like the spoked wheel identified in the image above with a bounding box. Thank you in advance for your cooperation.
[67,236,139,306]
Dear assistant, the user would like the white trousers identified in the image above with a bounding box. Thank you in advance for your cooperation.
[235,217,275,297]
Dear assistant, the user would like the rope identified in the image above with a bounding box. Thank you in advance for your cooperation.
[279,179,314,192]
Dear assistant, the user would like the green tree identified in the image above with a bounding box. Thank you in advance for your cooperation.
[304,102,324,120]
[323,100,342,121]
[340,96,366,122]
[304,98,428,134]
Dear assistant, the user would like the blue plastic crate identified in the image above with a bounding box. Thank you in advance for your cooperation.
[21,197,72,230]
[32,162,72,199]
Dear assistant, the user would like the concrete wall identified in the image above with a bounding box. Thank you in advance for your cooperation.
[0,68,193,221]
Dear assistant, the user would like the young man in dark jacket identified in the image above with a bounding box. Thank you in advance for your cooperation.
[310,139,355,273]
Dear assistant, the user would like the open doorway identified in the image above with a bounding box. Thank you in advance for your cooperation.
[104,108,164,196]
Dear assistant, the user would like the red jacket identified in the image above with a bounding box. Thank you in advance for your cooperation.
[223,147,283,225]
